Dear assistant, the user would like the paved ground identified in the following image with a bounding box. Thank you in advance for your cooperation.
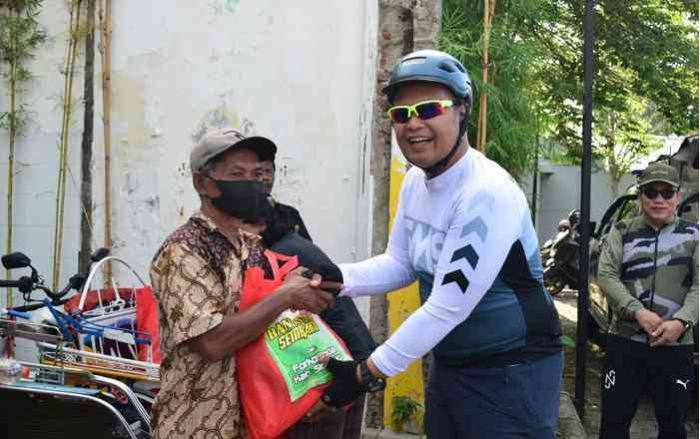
[554,289,699,438]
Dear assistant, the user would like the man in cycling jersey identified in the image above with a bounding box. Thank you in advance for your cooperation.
[322,50,563,438]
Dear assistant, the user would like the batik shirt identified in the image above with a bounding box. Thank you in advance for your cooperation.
[150,211,258,439]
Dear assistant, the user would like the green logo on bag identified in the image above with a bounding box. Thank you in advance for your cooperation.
[266,316,321,350]
[265,311,352,401]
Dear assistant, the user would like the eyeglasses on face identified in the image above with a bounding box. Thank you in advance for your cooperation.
[387,100,455,124]
[641,187,677,200]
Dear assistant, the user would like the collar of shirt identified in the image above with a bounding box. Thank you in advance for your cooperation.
[641,213,680,232]
[192,210,261,253]
[424,147,473,192]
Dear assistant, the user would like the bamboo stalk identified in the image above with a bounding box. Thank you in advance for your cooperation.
[100,0,113,281]
[80,0,96,274]
[52,0,76,291]
[476,0,495,152]
[5,8,18,306]
[53,0,83,291]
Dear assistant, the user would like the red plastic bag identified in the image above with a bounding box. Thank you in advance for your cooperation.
[135,287,162,363]
[237,250,352,439]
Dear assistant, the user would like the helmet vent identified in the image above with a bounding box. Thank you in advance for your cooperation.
[403,57,426,66]
[439,61,465,73]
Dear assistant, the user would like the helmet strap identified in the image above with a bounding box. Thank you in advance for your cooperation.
[422,117,468,178]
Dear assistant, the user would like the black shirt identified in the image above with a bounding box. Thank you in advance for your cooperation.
[262,201,311,245]
[263,201,377,360]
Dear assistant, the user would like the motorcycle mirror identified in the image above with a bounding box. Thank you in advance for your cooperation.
[1,252,32,270]
[91,248,110,263]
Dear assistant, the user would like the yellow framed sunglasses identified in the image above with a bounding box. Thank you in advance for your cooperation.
[387,100,455,124]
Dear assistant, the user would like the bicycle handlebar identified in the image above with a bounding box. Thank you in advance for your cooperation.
[0,279,25,288]
[0,277,33,293]
[0,247,109,306]
[0,274,75,302]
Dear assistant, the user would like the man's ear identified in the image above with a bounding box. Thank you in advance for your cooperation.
[193,173,209,197]
[675,190,683,204]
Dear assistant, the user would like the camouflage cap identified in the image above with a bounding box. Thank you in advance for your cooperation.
[190,128,277,173]
[638,162,680,188]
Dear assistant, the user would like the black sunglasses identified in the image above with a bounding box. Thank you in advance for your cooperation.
[641,187,677,200]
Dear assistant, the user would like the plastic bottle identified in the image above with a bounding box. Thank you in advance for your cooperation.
[0,357,22,385]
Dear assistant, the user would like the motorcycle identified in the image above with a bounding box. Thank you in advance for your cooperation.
[542,210,580,296]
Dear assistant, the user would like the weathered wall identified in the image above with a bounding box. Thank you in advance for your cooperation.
[91,0,378,276]
[0,0,378,358]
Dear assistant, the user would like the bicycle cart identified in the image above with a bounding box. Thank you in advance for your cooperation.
[0,315,150,438]
[1,250,161,415]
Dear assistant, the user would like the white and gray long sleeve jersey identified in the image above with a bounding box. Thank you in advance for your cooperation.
[340,149,561,376]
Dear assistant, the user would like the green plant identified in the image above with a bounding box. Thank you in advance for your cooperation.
[391,395,423,434]
[0,0,45,305]
[561,334,576,348]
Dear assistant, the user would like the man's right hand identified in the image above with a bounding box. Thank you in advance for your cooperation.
[280,268,335,314]
[635,308,663,336]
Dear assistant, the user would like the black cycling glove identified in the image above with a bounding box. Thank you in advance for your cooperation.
[321,358,365,408]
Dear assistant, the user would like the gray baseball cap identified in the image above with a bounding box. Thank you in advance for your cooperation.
[638,162,680,188]
[190,128,277,173]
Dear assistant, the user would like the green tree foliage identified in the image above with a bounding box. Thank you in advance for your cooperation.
[440,0,549,180]
[596,96,662,197]
[0,0,46,133]
[440,0,699,179]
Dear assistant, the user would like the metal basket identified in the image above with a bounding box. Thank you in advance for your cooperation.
[37,256,160,383]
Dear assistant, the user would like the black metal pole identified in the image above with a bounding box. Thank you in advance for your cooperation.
[80,0,96,274]
[575,0,595,418]
[531,137,539,225]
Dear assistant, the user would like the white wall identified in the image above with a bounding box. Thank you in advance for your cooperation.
[0,1,378,357]
[532,164,636,244]
[93,0,377,269]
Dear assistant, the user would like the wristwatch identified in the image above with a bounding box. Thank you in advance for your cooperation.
[359,361,386,393]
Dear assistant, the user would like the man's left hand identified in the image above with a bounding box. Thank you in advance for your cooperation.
[650,320,686,347]
[320,357,365,408]
[302,400,332,423]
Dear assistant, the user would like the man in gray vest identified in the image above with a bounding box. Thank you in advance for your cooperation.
[598,162,698,439]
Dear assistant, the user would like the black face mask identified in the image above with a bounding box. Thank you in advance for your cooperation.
[208,178,271,222]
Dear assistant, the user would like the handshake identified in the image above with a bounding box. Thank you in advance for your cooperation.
[278,267,340,314]
[272,231,346,314]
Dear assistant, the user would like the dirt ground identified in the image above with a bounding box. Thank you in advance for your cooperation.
[554,289,699,438]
